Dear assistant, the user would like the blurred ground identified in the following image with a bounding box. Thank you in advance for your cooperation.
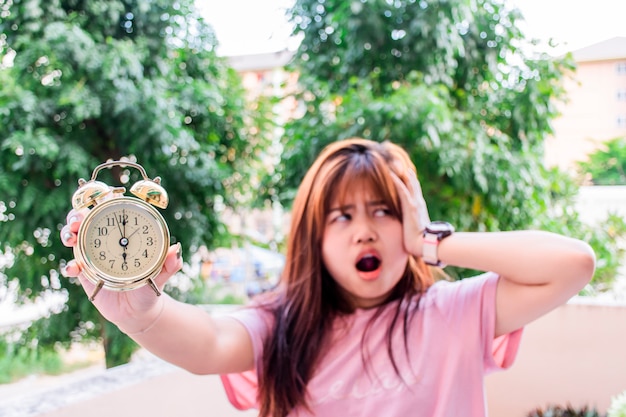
[0,347,256,417]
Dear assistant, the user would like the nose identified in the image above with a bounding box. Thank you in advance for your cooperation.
[354,218,378,244]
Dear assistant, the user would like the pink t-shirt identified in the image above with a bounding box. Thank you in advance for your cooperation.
[221,272,522,416]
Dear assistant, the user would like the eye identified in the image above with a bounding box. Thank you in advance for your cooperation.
[334,212,350,222]
[328,210,350,223]
[373,207,391,217]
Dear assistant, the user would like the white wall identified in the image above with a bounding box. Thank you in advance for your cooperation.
[576,185,626,225]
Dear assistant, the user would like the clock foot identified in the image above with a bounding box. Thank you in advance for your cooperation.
[89,280,105,301]
[148,278,162,297]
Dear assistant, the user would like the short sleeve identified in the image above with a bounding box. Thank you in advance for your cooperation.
[220,370,258,410]
[429,272,523,374]
[479,272,523,373]
[219,306,271,410]
[477,273,522,373]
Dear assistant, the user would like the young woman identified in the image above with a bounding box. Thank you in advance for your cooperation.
[61,138,595,416]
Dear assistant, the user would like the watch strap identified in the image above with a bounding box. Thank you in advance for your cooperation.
[423,231,443,267]
[422,221,455,267]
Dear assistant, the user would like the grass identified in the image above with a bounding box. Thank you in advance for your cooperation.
[0,340,103,385]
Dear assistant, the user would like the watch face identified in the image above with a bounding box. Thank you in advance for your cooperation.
[427,221,454,234]
[76,197,169,288]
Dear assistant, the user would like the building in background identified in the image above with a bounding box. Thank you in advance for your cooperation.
[228,49,298,125]
[545,37,626,173]
[200,50,298,288]
[227,38,626,177]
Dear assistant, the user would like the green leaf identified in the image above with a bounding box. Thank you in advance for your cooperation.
[0,0,275,367]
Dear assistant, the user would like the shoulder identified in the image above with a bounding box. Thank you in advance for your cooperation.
[221,302,274,350]
[223,302,273,332]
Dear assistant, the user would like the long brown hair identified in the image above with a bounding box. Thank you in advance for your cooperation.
[258,138,434,417]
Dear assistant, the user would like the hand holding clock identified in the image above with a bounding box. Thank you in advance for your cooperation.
[61,208,184,333]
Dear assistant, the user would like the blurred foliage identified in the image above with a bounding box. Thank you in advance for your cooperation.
[532,168,626,294]
[574,138,626,292]
[166,274,246,305]
[578,137,626,185]
[0,335,63,384]
[257,0,626,285]
[527,404,604,417]
[0,0,274,367]
[608,390,626,417]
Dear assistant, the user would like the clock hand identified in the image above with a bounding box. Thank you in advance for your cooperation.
[114,213,124,238]
[118,212,130,254]
[122,208,127,238]
[119,235,129,263]
[127,226,141,240]
[121,249,129,271]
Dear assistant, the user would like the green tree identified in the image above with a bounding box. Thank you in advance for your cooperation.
[263,0,624,286]
[578,137,626,185]
[0,0,273,367]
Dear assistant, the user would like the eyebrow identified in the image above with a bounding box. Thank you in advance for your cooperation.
[328,200,387,212]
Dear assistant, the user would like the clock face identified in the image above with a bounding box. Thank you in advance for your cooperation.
[76,197,169,287]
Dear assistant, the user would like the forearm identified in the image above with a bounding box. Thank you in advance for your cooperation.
[436,230,595,288]
[116,295,237,375]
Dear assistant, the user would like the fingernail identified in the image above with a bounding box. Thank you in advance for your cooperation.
[68,215,79,225]
[61,262,72,277]
[176,242,182,259]
[63,231,73,243]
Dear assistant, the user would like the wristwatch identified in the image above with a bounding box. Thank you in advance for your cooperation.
[422,221,455,267]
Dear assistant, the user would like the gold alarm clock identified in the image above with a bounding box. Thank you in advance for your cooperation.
[71,160,170,301]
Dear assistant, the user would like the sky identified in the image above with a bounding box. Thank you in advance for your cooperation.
[196,0,295,56]
[196,0,626,57]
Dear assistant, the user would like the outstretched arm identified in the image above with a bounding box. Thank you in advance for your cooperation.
[61,209,254,375]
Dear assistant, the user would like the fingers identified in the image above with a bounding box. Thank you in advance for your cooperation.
[60,208,89,247]
[392,171,430,224]
[391,172,413,209]
[163,242,183,273]
[61,259,81,277]
[406,172,423,198]
[393,170,423,205]
[153,243,183,288]
[60,209,85,278]
[60,225,75,247]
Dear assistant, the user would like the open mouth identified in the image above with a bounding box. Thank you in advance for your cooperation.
[356,254,381,272]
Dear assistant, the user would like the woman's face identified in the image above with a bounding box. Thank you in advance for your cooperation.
[321,184,409,309]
